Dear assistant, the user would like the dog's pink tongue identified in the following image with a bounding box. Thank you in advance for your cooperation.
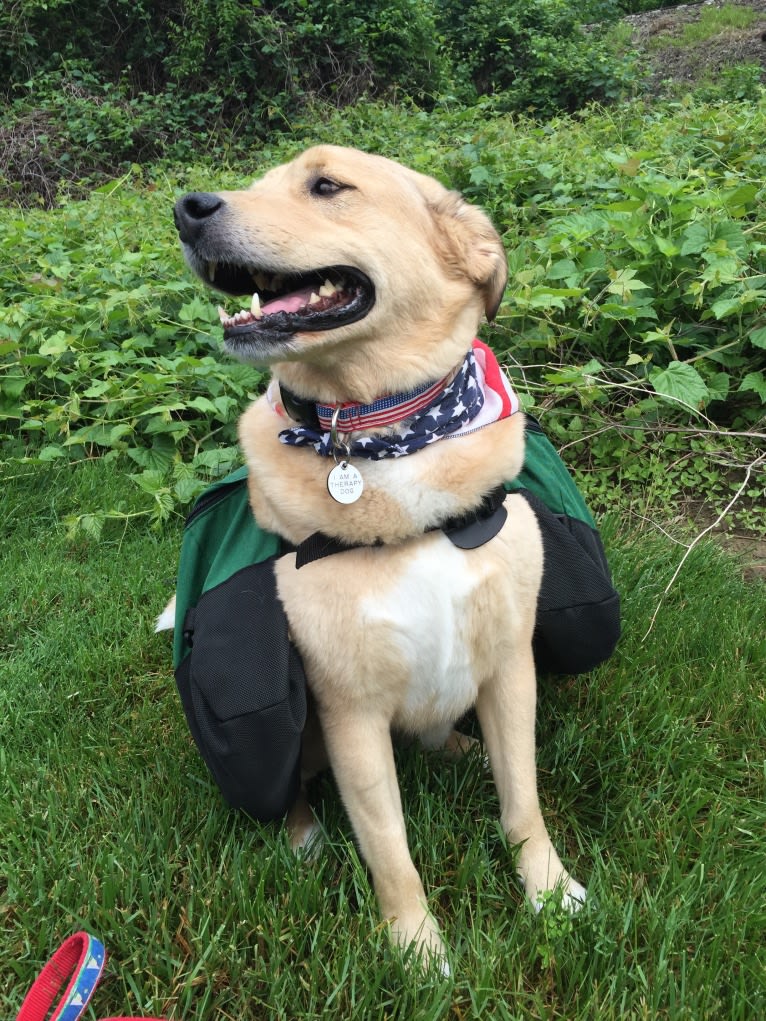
[261,286,315,315]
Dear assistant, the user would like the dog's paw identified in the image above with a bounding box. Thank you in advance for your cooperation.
[290,819,324,860]
[287,793,324,859]
[390,905,450,976]
[516,837,586,915]
[533,877,587,915]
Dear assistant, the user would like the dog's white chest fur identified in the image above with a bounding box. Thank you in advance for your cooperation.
[276,522,532,738]
[358,541,481,730]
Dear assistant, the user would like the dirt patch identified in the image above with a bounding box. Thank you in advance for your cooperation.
[687,510,766,582]
[621,0,766,94]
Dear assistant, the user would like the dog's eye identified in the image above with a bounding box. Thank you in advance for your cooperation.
[311,177,346,198]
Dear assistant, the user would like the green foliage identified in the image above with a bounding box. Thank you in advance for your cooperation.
[0,172,265,527]
[444,99,766,422]
[0,0,644,206]
[694,62,765,105]
[164,0,448,112]
[0,65,225,206]
[435,0,640,114]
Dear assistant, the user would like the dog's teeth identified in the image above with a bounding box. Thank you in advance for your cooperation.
[318,279,338,297]
[271,274,285,290]
[217,305,229,324]
[252,271,269,291]
[251,292,262,318]
[207,260,217,283]
[309,292,321,305]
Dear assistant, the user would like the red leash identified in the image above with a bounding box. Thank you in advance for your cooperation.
[15,932,167,1021]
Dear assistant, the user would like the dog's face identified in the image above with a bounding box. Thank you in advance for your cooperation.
[174,146,507,374]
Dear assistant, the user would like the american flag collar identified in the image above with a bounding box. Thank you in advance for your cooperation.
[276,340,519,460]
[315,373,452,432]
[276,370,453,433]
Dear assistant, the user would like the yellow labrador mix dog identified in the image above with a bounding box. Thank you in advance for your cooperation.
[171,145,585,970]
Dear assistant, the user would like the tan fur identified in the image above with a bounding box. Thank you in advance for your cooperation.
[179,146,585,971]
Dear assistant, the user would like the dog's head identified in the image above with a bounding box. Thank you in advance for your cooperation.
[174,146,507,387]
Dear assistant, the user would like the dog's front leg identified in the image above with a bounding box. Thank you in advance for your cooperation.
[476,649,586,912]
[321,710,449,972]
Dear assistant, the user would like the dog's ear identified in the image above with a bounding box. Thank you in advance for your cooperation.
[426,189,509,322]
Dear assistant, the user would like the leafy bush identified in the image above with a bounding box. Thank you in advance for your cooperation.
[0,171,266,526]
[0,65,228,205]
[0,0,645,206]
[436,0,639,113]
[1,0,448,116]
[480,109,764,415]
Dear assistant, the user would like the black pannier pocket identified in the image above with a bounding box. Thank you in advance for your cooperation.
[519,489,621,675]
[175,561,307,821]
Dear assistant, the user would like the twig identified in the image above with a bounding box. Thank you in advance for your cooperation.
[626,511,689,547]
[642,451,766,642]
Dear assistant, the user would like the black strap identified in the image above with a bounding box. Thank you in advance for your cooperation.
[294,485,507,569]
[279,384,320,429]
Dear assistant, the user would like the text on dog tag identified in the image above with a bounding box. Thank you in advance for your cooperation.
[327,462,364,504]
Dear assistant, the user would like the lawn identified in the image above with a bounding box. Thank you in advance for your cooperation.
[1,459,764,1019]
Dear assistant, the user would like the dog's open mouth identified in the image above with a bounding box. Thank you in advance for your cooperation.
[207,262,375,345]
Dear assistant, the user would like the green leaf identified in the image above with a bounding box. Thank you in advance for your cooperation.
[130,469,167,495]
[721,183,758,213]
[739,372,766,402]
[192,447,239,476]
[126,434,175,471]
[706,372,730,403]
[186,396,219,414]
[468,165,491,186]
[38,332,72,357]
[546,259,578,281]
[701,255,740,286]
[178,297,215,323]
[0,374,27,398]
[174,474,206,504]
[710,297,742,320]
[713,220,748,255]
[606,268,651,300]
[649,362,710,411]
[748,327,766,350]
[655,237,680,258]
[680,221,709,256]
[599,301,658,322]
[37,444,67,461]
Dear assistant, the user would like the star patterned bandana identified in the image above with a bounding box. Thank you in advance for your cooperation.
[277,339,520,460]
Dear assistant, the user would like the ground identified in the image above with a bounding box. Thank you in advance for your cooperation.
[620,0,766,94]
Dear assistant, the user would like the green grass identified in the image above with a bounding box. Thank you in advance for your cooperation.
[1,461,765,1019]
[653,3,757,48]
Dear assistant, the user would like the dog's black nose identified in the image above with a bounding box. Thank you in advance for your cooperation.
[173,192,224,244]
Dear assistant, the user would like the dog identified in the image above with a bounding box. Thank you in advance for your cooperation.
[169,145,586,970]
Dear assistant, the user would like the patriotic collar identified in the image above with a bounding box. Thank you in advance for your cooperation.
[280,372,453,434]
[275,340,519,460]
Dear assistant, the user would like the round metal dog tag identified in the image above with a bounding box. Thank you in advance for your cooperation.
[327,461,364,504]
